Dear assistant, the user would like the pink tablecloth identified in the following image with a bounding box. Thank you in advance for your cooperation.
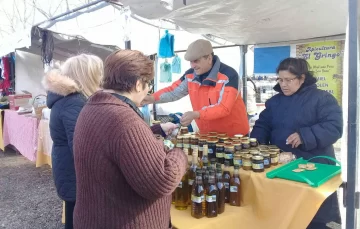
[3,110,39,161]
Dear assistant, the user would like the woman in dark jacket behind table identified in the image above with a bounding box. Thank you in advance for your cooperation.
[73,50,187,229]
[251,58,342,229]
[42,54,103,229]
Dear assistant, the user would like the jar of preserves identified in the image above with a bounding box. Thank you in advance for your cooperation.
[234,134,243,139]
[216,143,225,164]
[207,139,218,160]
[270,151,279,166]
[252,155,265,172]
[191,135,199,156]
[249,138,258,147]
[176,136,183,149]
[224,145,234,166]
[242,140,250,149]
[233,142,242,152]
[262,153,271,168]
[218,137,228,143]
[180,127,189,135]
[183,134,191,155]
[242,154,252,171]
[249,150,260,156]
[198,138,207,157]
[233,152,242,167]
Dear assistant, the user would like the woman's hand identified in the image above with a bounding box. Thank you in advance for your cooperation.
[160,122,178,136]
[286,132,302,148]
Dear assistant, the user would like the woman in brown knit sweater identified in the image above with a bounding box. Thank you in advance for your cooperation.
[73,50,188,229]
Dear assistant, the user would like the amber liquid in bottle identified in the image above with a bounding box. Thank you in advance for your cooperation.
[223,161,231,203]
[206,170,218,218]
[200,145,209,169]
[191,169,205,219]
[188,148,199,205]
[175,150,189,210]
[229,164,241,206]
[216,168,226,214]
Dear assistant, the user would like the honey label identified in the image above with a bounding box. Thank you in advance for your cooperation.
[243,161,252,166]
[252,163,264,170]
[271,156,279,163]
[224,154,233,159]
[224,182,229,189]
[234,159,242,166]
[264,159,270,165]
[191,195,203,204]
[230,186,238,193]
[206,195,217,202]
[199,146,203,151]
[216,153,224,158]
[208,149,214,154]
[183,144,190,149]
[178,182,182,188]
[188,179,194,185]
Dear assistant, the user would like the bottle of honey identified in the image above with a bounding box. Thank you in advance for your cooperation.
[223,161,231,203]
[206,170,218,218]
[200,145,209,169]
[188,147,199,205]
[216,168,226,214]
[229,164,241,206]
[191,169,205,219]
[174,149,189,210]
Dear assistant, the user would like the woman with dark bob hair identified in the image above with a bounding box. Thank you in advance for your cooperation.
[251,57,342,229]
[72,50,187,229]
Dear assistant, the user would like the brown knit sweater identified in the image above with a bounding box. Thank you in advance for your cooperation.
[73,91,187,229]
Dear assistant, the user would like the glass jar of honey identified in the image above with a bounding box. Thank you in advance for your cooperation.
[176,136,183,149]
[207,139,218,161]
[252,155,265,172]
[242,141,250,149]
[233,142,242,152]
[190,135,199,156]
[233,152,242,167]
[198,138,207,157]
[249,138,258,147]
[270,151,279,166]
[183,134,191,155]
[224,145,235,166]
[180,127,189,135]
[262,153,271,168]
[216,143,225,164]
[242,154,252,171]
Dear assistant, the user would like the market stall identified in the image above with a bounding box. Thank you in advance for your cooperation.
[171,170,342,229]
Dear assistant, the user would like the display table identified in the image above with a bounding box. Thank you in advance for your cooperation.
[171,168,342,229]
[3,110,39,161]
[0,110,5,151]
[36,119,53,167]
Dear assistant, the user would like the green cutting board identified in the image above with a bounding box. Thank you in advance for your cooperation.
[266,156,341,187]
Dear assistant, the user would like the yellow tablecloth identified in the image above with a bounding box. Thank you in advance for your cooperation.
[171,168,342,229]
[36,120,52,168]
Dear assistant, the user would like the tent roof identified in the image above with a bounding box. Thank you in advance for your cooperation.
[16,27,119,61]
[120,0,348,45]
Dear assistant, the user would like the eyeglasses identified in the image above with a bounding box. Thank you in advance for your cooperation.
[276,77,297,85]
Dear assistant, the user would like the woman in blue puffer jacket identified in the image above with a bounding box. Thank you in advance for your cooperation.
[42,54,103,229]
[251,58,342,229]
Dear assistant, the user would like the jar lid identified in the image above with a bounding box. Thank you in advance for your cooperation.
[252,155,264,161]
[207,139,218,143]
[269,151,278,155]
[232,142,241,146]
[241,137,249,140]
[242,140,250,144]
[208,132,218,135]
[231,137,239,141]
[180,127,188,130]
[199,138,208,141]
[268,145,279,149]
[216,143,225,147]
[249,138,257,142]
[191,135,199,139]
[218,133,227,137]
[242,154,252,159]
[177,136,183,139]
[224,145,234,149]
[261,153,270,157]
[219,137,228,140]
[234,134,244,138]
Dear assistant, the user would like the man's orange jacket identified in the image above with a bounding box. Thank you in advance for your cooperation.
[153,56,249,136]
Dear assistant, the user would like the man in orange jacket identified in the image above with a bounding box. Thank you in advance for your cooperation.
[142,39,249,136]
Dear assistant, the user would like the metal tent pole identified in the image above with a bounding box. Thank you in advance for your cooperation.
[346,0,358,228]
[240,45,248,107]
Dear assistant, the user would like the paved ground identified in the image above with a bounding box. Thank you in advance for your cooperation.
[0,148,344,229]
[0,149,62,229]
